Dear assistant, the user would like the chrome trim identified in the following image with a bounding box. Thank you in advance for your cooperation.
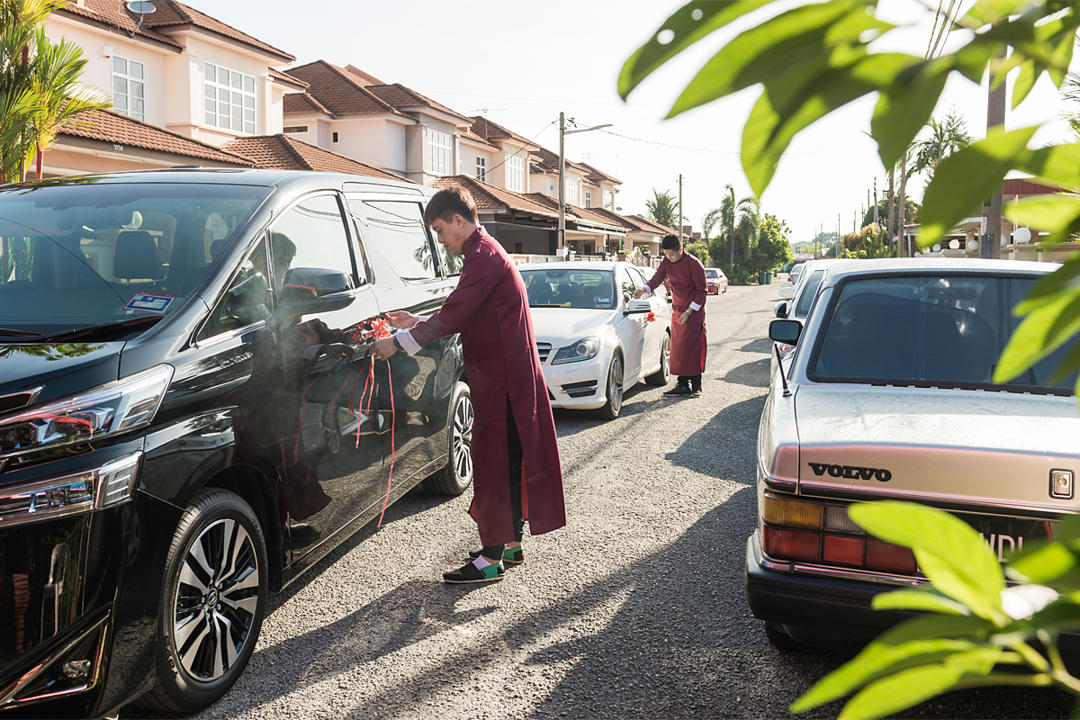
[762,474,797,492]
[195,320,266,348]
[799,479,1076,517]
[0,386,42,416]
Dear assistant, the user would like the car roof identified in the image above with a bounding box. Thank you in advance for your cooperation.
[0,168,431,196]
[517,261,623,271]
[820,257,1058,282]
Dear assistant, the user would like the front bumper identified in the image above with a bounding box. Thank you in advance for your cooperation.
[744,530,908,637]
[543,354,609,410]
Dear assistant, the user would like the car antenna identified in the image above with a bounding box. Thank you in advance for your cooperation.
[774,344,791,397]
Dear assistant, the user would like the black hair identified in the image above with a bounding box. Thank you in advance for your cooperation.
[661,234,681,251]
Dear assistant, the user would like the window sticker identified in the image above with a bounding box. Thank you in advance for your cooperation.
[125,292,176,314]
[595,296,611,305]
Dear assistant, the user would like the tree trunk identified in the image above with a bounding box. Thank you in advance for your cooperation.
[897,159,909,257]
[887,164,896,251]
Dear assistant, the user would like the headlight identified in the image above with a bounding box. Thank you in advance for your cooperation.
[0,364,173,460]
[551,337,600,365]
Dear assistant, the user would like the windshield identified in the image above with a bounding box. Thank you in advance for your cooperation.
[0,182,269,336]
[809,274,1077,393]
[705,269,720,279]
[520,268,616,309]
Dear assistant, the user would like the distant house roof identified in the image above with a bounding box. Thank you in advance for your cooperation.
[577,161,622,186]
[57,107,254,166]
[56,0,183,50]
[1002,178,1073,196]
[628,214,678,235]
[284,61,405,118]
[224,134,405,180]
[283,92,334,116]
[524,194,625,234]
[470,116,541,151]
[586,207,638,231]
[434,176,560,221]
[270,67,308,90]
[364,83,471,123]
[530,146,590,175]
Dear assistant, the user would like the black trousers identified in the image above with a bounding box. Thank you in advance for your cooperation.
[481,402,525,561]
[677,374,702,390]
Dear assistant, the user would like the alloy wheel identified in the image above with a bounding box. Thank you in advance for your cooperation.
[609,354,623,415]
[452,393,474,482]
[172,518,260,682]
[661,336,670,379]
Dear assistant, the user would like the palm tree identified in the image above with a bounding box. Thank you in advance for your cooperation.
[703,184,758,276]
[0,0,108,183]
[645,188,678,228]
[1062,73,1080,140]
[909,111,972,187]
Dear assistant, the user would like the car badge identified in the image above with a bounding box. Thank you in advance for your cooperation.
[1050,469,1074,500]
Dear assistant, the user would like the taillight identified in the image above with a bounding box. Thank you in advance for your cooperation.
[787,275,794,282]
[761,494,918,576]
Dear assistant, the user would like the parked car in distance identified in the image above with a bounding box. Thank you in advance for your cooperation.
[0,169,472,717]
[771,259,837,376]
[748,258,1079,650]
[777,262,804,299]
[519,261,670,419]
[705,267,728,295]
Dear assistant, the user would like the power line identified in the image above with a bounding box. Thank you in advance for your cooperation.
[480,118,557,176]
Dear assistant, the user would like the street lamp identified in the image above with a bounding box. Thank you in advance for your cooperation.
[559,113,612,257]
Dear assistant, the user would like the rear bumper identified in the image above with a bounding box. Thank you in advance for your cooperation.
[744,530,907,636]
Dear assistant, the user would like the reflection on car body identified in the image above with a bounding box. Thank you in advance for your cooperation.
[748,258,1080,650]
[0,170,473,716]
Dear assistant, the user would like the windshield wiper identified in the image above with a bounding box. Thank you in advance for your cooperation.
[36,315,163,343]
[530,303,567,308]
[0,328,42,338]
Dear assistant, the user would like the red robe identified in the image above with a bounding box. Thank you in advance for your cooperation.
[405,227,565,545]
[646,253,707,376]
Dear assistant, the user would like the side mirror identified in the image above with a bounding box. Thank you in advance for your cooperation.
[769,319,802,344]
[625,298,652,314]
[279,267,356,315]
[774,300,789,319]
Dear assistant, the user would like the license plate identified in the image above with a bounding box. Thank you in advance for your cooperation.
[956,512,1055,563]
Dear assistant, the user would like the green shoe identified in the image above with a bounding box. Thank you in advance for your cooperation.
[468,546,525,565]
[443,560,504,584]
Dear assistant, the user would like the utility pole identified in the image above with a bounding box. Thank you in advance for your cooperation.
[887,165,896,249]
[836,213,840,257]
[982,47,1007,259]
[873,177,879,226]
[558,113,612,259]
[678,173,683,243]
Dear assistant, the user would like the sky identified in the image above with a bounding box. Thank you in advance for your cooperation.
[207,0,1077,244]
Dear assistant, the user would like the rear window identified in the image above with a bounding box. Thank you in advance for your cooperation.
[794,269,825,318]
[705,269,719,279]
[808,274,1077,394]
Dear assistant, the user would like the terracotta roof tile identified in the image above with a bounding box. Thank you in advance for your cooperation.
[285,61,404,117]
[470,116,541,150]
[530,146,589,174]
[434,176,560,220]
[365,83,471,122]
[56,0,183,50]
[342,65,385,86]
[629,214,678,235]
[224,134,406,180]
[140,1,293,61]
[283,92,332,116]
[58,108,253,165]
[587,207,638,231]
[523,194,624,233]
[270,67,307,89]
[577,161,622,186]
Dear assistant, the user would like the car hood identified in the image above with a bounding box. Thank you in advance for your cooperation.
[793,384,1080,513]
[530,308,615,343]
[0,341,124,410]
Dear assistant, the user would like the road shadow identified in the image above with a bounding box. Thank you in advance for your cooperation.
[739,337,773,354]
[551,385,652,437]
[722,357,770,388]
[663,396,766,483]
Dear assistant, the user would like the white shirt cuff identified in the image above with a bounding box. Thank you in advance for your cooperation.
[689,301,702,311]
[395,329,421,356]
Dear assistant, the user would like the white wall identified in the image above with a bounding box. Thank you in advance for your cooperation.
[46,15,171,126]
[458,143,495,182]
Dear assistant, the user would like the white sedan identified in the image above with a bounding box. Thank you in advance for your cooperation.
[520,261,671,419]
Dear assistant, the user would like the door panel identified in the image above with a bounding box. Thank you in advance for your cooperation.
[616,267,645,381]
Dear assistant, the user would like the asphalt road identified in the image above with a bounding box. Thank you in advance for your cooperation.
[177,281,1073,720]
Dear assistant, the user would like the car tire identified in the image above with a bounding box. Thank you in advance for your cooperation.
[764,622,808,652]
[424,381,474,496]
[139,488,268,714]
[596,350,624,420]
[644,333,670,386]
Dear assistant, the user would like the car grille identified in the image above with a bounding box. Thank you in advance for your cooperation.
[536,342,552,363]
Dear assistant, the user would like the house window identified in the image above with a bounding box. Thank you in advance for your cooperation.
[475,156,487,182]
[506,153,524,192]
[332,131,339,142]
[567,178,579,206]
[584,190,592,208]
[427,129,452,175]
[203,62,255,134]
[284,125,308,133]
[112,56,145,121]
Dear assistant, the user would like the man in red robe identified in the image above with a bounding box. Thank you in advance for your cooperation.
[637,234,707,397]
[371,186,565,583]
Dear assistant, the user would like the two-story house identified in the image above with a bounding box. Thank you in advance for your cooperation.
[41,0,303,175]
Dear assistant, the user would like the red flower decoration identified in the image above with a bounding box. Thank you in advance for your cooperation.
[646,312,656,323]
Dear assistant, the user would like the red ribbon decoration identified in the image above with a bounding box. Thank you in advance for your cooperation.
[646,312,656,323]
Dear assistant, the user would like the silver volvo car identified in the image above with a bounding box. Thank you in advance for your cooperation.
[747,258,1080,649]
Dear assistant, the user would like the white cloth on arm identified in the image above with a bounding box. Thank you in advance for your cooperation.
[689,301,701,311]
[395,329,421,357]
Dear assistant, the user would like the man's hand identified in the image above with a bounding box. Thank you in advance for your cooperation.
[385,310,419,329]
[634,288,649,299]
[677,309,692,325]
[371,336,397,361]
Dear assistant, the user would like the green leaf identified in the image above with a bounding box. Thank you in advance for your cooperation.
[993,286,1080,384]
[917,126,1038,248]
[618,0,776,99]
[849,502,1005,621]
[1008,542,1078,584]
[1006,194,1080,246]
[1013,253,1080,314]
[1012,59,1037,109]
[1023,142,1080,193]
[668,0,889,117]
[872,588,969,615]
[997,600,1080,639]
[837,664,968,720]
[963,0,1030,27]
[872,64,948,170]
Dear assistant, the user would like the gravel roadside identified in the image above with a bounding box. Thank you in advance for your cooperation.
[152,281,1074,720]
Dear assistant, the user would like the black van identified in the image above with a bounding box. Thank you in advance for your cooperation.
[0,170,473,716]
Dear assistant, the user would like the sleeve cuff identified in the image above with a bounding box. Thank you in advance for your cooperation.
[689,301,702,311]
[395,329,421,357]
